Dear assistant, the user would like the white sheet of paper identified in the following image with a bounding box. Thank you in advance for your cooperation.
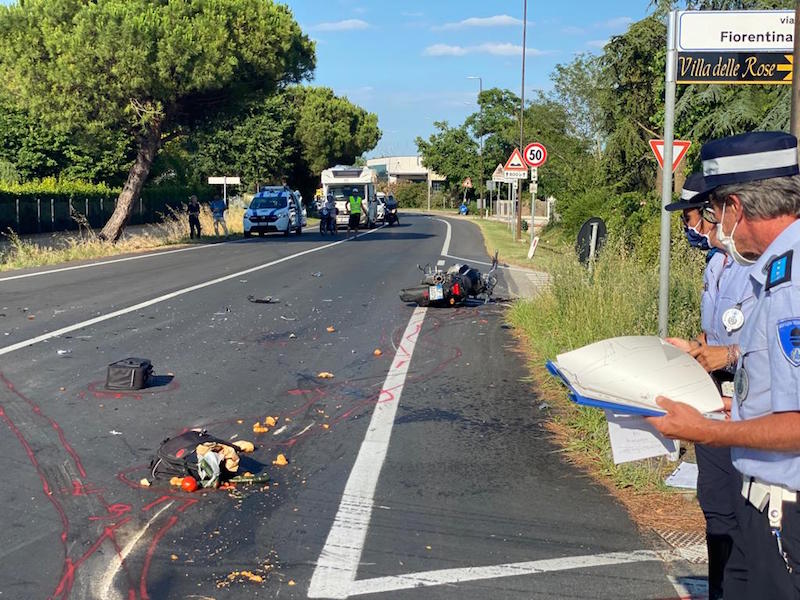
[605,410,678,464]
[665,461,699,490]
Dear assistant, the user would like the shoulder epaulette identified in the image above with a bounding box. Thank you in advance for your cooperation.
[765,250,793,291]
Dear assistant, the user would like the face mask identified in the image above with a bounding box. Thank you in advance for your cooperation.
[716,203,755,266]
[683,223,711,250]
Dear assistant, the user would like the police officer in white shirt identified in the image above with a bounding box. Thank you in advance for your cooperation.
[649,131,800,599]
[666,172,752,599]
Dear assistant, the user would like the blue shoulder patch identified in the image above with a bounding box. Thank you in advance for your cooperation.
[765,250,793,291]
[777,318,800,367]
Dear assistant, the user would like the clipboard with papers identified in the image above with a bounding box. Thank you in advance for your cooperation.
[546,336,723,417]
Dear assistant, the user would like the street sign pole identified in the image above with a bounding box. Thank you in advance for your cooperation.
[658,10,678,338]
[792,2,800,145]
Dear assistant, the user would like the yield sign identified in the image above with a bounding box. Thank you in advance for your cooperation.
[649,139,692,173]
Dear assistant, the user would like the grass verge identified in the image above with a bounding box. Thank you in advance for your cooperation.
[503,230,709,532]
[0,206,246,271]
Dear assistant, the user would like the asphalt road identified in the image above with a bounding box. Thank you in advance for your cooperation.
[0,214,679,599]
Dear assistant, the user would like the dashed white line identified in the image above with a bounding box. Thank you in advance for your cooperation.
[308,307,427,599]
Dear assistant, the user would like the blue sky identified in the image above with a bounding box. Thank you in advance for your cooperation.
[285,0,653,157]
[0,0,654,157]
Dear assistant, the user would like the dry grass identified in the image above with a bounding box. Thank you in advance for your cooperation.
[0,205,245,271]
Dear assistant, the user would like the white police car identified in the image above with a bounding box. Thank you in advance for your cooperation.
[243,187,307,237]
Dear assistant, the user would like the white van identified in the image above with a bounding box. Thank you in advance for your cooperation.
[243,186,307,237]
[320,165,377,228]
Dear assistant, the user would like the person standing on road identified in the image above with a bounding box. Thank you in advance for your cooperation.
[647,131,800,600]
[347,193,362,239]
[187,195,201,239]
[324,193,337,234]
[210,197,228,238]
[367,195,377,228]
[664,173,754,600]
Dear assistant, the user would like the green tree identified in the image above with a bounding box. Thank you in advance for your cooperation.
[550,54,605,154]
[0,101,133,183]
[292,87,381,175]
[0,0,314,240]
[415,122,479,193]
[599,16,667,193]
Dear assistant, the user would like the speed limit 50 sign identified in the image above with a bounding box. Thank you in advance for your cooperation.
[523,142,547,168]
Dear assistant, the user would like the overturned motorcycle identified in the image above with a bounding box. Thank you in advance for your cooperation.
[399,253,499,307]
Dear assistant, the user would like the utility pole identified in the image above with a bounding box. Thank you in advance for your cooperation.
[468,76,484,215]
[516,0,527,241]
[791,1,800,144]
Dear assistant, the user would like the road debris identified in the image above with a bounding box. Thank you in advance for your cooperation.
[272,453,288,466]
[232,440,255,453]
[289,333,297,339]
[247,295,279,304]
[317,371,335,379]
[56,349,73,356]
[109,430,123,435]
[311,272,322,277]
[326,326,336,333]
[139,478,151,487]
[373,348,383,356]
[265,416,277,427]
[280,315,297,321]
[272,425,287,436]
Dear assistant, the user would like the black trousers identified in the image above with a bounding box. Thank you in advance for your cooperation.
[725,488,800,600]
[189,214,201,238]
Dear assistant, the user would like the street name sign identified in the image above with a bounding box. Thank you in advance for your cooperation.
[208,176,241,185]
[677,52,793,84]
[649,139,692,173]
[678,10,794,52]
[503,148,528,180]
[523,142,547,168]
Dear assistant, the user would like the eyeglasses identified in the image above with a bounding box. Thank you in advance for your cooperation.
[702,206,720,225]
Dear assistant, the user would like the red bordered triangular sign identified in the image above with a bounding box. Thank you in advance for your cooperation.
[649,139,692,173]
[504,148,528,172]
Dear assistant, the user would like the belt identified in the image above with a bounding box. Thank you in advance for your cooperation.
[742,477,797,528]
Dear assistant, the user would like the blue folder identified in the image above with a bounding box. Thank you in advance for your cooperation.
[545,360,666,417]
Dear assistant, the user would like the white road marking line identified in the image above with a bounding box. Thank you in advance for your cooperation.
[444,253,536,273]
[0,242,220,282]
[0,237,350,357]
[347,545,706,597]
[433,218,452,256]
[96,501,174,600]
[436,260,445,267]
[308,307,427,599]
[668,575,708,599]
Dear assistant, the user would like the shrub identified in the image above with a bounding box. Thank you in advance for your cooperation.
[394,182,428,208]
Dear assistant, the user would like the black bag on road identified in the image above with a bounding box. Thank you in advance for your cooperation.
[149,430,229,480]
[105,357,153,390]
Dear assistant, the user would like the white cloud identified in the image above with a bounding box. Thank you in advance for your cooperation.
[423,43,550,57]
[435,14,522,30]
[596,17,633,30]
[587,39,608,49]
[308,19,369,32]
[423,44,468,56]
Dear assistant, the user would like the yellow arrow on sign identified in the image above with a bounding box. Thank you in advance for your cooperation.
[778,55,793,82]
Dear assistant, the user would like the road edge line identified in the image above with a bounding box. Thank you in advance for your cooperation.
[307,306,427,599]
